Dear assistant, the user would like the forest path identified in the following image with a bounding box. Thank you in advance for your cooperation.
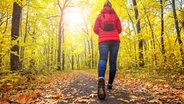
[1,70,184,104]
[54,71,155,104]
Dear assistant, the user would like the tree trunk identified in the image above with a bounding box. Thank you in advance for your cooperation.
[132,0,144,67]
[21,3,29,69]
[90,37,94,68]
[76,54,80,69]
[87,39,91,68]
[23,4,29,54]
[62,23,65,70]
[160,0,166,63]
[57,10,63,70]
[10,2,22,70]
[84,39,87,67]
[0,41,2,69]
[172,0,184,65]
[57,0,71,70]
[62,50,65,70]
[72,54,74,70]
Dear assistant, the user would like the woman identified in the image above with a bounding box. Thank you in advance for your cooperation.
[93,0,122,100]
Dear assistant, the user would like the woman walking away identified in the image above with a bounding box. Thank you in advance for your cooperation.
[93,0,122,100]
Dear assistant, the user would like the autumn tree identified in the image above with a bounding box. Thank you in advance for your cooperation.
[171,0,184,65]
[57,0,72,70]
[160,0,166,63]
[132,0,144,67]
[10,2,22,70]
[140,0,158,66]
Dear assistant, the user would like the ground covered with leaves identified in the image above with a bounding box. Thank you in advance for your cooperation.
[0,69,184,104]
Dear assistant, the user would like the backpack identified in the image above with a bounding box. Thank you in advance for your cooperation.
[101,13,115,31]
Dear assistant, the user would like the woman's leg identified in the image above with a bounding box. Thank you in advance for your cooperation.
[98,42,109,100]
[108,42,119,85]
[98,42,109,78]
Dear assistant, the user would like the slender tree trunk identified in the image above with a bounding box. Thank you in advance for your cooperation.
[132,0,144,67]
[90,37,94,68]
[62,51,65,70]
[172,0,184,65]
[23,4,29,55]
[21,3,29,69]
[0,41,2,69]
[76,54,80,69]
[0,13,9,69]
[51,31,54,69]
[61,23,65,70]
[2,12,9,34]
[87,39,91,68]
[57,10,63,70]
[72,54,74,70]
[84,39,87,67]
[11,2,22,70]
[160,0,166,63]
[30,36,36,69]
[57,0,71,70]
[48,34,51,70]
[81,22,91,68]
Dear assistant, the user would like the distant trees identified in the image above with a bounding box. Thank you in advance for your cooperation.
[0,0,184,71]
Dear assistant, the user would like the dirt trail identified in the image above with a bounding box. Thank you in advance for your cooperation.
[1,70,183,104]
[56,71,155,104]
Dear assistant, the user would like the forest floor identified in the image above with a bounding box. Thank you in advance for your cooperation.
[0,69,184,104]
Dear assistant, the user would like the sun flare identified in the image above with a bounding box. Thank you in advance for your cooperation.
[64,7,83,26]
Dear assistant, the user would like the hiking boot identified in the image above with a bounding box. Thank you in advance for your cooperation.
[98,78,106,100]
[107,84,113,90]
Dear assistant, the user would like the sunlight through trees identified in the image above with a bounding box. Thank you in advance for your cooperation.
[0,0,183,71]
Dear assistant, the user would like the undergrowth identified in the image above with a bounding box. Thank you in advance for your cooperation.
[118,67,184,88]
[0,68,72,98]
[80,67,184,88]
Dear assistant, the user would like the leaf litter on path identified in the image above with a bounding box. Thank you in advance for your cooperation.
[1,70,184,104]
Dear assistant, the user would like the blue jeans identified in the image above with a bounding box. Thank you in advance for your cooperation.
[98,40,120,84]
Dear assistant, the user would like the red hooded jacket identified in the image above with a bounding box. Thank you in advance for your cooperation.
[93,7,122,43]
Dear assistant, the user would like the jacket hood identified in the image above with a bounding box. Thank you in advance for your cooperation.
[101,7,116,14]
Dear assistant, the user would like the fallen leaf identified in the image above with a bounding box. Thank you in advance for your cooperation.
[0,99,10,104]
[77,99,89,103]
[139,96,146,101]
[34,89,42,95]
[149,99,162,104]
[159,96,168,101]
[57,93,63,97]
[179,94,184,100]
[164,84,169,88]
[73,96,90,104]
[45,93,63,99]
[17,93,32,104]
[89,93,97,98]
[130,95,138,100]
[117,98,129,103]
[159,89,168,94]
[62,95,73,100]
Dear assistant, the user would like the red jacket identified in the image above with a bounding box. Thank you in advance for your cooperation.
[93,7,122,43]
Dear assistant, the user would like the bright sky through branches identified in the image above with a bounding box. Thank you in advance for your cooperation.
[64,7,83,28]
